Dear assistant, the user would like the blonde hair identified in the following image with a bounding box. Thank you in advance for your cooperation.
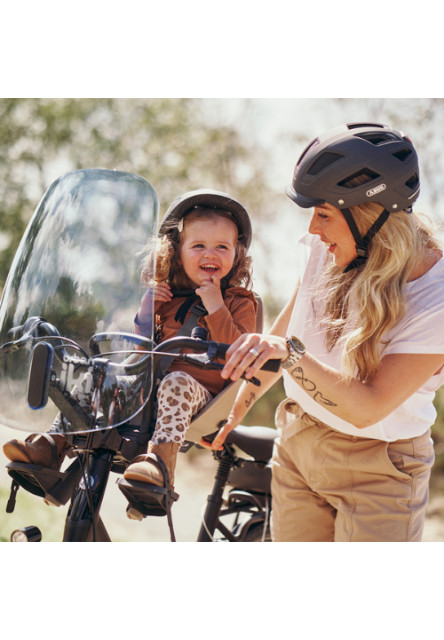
[317,202,441,382]
[141,208,253,290]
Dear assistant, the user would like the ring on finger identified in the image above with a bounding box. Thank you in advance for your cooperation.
[249,348,260,359]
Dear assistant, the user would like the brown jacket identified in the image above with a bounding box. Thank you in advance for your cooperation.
[152,287,257,396]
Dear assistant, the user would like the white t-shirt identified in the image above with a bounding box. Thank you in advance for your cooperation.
[284,233,444,442]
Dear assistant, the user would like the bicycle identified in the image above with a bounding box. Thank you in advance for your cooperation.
[3,317,277,541]
[0,168,279,542]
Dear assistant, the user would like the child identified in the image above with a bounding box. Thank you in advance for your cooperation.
[123,188,257,491]
[3,189,257,495]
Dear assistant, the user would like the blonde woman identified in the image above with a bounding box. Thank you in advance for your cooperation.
[210,123,444,542]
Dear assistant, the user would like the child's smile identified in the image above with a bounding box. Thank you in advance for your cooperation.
[179,216,237,287]
[200,263,220,274]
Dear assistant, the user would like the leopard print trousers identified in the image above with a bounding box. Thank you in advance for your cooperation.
[152,371,212,445]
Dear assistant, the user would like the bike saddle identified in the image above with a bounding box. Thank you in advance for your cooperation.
[226,425,277,462]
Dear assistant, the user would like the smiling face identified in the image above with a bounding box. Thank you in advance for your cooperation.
[179,214,238,287]
[308,203,358,268]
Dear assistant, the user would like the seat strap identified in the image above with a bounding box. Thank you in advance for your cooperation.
[157,301,207,377]
[6,480,20,513]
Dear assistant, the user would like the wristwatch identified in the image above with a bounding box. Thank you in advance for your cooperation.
[281,335,306,369]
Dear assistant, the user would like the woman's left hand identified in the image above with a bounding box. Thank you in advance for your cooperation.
[221,333,289,382]
[199,414,238,451]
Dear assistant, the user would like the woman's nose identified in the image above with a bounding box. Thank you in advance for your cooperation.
[308,213,321,235]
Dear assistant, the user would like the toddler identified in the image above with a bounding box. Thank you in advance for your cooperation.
[123,189,257,491]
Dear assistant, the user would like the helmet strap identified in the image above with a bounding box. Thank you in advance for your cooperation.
[341,207,390,273]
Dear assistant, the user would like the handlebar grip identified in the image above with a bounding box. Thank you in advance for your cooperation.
[216,342,281,372]
[261,358,281,372]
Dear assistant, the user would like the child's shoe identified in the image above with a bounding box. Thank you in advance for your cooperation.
[123,441,179,488]
[3,433,70,470]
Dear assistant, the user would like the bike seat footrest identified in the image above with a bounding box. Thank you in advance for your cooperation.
[6,461,68,499]
[117,477,179,518]
[6,458,83,506]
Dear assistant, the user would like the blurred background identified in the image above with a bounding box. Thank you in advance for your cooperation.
[1,97,444,541]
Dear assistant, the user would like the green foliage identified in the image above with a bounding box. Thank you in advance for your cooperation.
[0,483,66,542]
[242,379,285,429]
[0,98,273,290]
[431,388,444,492]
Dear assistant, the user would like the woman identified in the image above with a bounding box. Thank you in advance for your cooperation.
[212,122,444,542]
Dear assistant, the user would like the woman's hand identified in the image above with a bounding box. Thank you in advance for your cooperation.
[200,333,287,451]
[199,414,239,451]
[221,333,288,382]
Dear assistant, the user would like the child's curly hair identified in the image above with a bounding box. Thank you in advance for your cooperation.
[141,208,253,290]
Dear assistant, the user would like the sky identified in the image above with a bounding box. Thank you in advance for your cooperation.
[200,98,443,309]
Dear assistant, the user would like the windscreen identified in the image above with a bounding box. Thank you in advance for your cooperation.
[0,168,158,433]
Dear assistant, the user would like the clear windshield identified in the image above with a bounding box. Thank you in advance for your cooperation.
[0,169,158,433]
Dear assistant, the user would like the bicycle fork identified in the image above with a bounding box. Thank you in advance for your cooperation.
[63,449,114,542]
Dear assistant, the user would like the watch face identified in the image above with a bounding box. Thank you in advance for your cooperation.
[288,336,305,354]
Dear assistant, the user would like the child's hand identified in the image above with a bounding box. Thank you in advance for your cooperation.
[137,283,172,328]
[152,282,173,307]
[196,276,224,315]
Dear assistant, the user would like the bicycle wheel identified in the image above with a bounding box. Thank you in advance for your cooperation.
[242,521,272,542]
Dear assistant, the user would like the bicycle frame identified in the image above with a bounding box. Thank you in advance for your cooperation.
[5,326,278,542]
[198,445,272,542]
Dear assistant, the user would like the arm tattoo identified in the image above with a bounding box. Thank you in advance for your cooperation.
[245,391,256,409]
[290,365,337,408]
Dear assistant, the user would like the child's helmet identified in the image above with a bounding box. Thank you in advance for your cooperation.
[286,122,420,212]
[159,188,252,249]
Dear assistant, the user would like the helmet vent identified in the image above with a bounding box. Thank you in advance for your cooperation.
[347,122,385,131]
[307,151,344,176]
[297,138,319,166]
[405,173,419,190]
[354,131,399,145]
[337,168,381,189]
[392,147,413,162]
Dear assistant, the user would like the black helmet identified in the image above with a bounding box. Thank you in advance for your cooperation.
[159,188,252,249]
[286,123,420,271]
[286,122,420,212]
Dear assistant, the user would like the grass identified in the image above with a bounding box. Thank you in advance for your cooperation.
[0,482,67,542]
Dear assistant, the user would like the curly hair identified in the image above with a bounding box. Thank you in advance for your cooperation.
[315,202,441,383]
[141,207,253,290]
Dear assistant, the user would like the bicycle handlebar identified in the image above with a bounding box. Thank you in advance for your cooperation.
[89,332,281,376]
[3,320,282,382]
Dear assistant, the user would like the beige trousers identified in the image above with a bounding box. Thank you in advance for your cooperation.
[271,400,435,542]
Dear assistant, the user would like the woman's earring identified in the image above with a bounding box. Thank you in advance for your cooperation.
[177,218,184,233]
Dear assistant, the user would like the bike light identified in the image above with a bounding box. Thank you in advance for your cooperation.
[10,526,42,542]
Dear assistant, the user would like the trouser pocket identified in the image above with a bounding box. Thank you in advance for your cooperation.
[384,430,434,482]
